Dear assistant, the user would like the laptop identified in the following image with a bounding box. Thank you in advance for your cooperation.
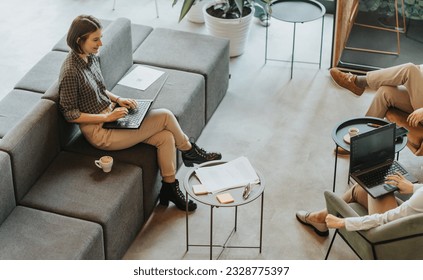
[103,74,168,129]
[350,122,418,198]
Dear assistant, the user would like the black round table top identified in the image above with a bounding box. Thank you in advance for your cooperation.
[269,0,326,23]
[332,117,407,153]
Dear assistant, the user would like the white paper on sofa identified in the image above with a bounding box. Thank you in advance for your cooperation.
[117,65,164,90]
[194,156,260,193]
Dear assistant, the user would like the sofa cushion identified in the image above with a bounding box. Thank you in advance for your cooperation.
[98,17,133,90]
[131,23,154,52]
[133,27,230,121]
[0,99,60,202]
[0,151,15,225]
[52,20,152,53]
[64,134,160,220]
[42,81,81,148]
[14,51,68,93]
[111,65,206,141]
[0,206,104,260]
[0,89,42,139]
[20,151,144,260]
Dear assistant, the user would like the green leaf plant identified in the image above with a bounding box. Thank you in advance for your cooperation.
[173,0,254,22]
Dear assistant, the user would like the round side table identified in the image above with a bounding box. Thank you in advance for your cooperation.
[183,160,265,260]
[331,117,407,192]
[265,0,326,79]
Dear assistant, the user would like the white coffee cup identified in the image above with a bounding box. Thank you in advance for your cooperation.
[348,127,360,137]
[95,156,113,173]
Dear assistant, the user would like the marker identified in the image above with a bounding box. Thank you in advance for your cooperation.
[367,123,382,128]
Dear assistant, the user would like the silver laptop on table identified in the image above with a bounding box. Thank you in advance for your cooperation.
[350,123,418,198]
[103,74,168,129]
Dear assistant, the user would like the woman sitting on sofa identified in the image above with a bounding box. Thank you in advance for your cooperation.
[58,15,222,212]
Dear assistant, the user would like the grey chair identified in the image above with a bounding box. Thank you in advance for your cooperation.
[324,191,423,260]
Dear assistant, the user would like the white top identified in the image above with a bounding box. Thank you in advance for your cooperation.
[345,184,423,231]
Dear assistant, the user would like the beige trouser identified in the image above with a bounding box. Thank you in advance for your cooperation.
[80,108,191,178]
[366,63,423,118]
[342,184,398,214]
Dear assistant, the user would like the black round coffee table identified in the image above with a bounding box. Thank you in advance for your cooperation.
[265,0,326,78]
[331,117,407,192]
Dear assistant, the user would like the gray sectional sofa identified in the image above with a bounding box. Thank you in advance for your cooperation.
[0,17,229,259]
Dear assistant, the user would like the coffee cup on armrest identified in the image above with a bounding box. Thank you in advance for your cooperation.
[95,156,113,173]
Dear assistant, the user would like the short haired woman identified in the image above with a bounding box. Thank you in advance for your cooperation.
[59,15,222,212]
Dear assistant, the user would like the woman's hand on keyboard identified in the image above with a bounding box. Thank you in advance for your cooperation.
[106,107,129,121]
[385,172,414,194]
[117,98,137,109]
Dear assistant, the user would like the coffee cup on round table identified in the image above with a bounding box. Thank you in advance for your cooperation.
[95,156,113,173]
[348,127,359,138]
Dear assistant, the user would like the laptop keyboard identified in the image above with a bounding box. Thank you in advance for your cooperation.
[357,162,407,188]
[124,100,150,126]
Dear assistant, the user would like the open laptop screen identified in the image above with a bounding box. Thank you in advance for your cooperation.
[350,123,396,173]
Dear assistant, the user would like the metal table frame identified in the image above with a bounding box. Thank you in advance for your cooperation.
[265,0,326,79]
[183,160,265,260]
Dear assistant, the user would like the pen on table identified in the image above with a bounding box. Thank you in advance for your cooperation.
[367,123,382,128]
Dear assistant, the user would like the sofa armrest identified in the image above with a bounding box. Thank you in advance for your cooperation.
[324,190,360,218]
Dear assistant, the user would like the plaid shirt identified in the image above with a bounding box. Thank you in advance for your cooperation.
[58,50,111,121]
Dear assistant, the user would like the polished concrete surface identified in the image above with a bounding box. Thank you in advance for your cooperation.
[2,0,423,260]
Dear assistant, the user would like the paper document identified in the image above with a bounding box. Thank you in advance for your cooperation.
[117,65,164,90]
[194,156,260,193]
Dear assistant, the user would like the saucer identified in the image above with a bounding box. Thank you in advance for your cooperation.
[343,133,351,144]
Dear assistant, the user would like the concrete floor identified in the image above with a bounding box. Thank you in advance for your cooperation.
[2,0,423,260]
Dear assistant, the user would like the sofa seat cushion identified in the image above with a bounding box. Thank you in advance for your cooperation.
[98,18,133,90]
[0,90,41,138]
[20,151,144,260]
[64,134,160,220]
[0,151,15,225]
[112,65,206,141]
[130,23,154,52]
[0,206,104,260]
[385,108,423,155]
[132,28,230,121]
[14,51,68,93]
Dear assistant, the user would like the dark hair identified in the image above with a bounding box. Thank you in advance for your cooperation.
[66,15,102,54]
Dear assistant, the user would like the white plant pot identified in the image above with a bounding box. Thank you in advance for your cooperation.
[203,2,254,57]
[187,0,211,23]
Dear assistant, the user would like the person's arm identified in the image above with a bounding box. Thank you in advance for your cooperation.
[326,187,423,231]
[59,74,129,124]
[68,110,128,124]
[105,90,137,109]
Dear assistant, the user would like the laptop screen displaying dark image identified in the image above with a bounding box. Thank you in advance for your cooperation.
[350,123,396,173]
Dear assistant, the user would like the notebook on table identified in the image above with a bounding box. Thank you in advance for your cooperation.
[350,122,418,198]
[103,74,168,129]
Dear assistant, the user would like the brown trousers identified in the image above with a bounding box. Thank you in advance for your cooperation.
[80,108,191,178]
[342,184,398,214]
[366,63,423,118]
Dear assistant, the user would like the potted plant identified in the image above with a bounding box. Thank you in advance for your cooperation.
[174,0,255,57]
[182,0,212,23]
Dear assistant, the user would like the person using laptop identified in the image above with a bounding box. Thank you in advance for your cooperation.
[58,15,222,212]
[296,173,423,235]
[330,63,423,155]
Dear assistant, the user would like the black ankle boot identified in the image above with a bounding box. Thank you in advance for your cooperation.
[159,180,197,211]
[182,142,222,167]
